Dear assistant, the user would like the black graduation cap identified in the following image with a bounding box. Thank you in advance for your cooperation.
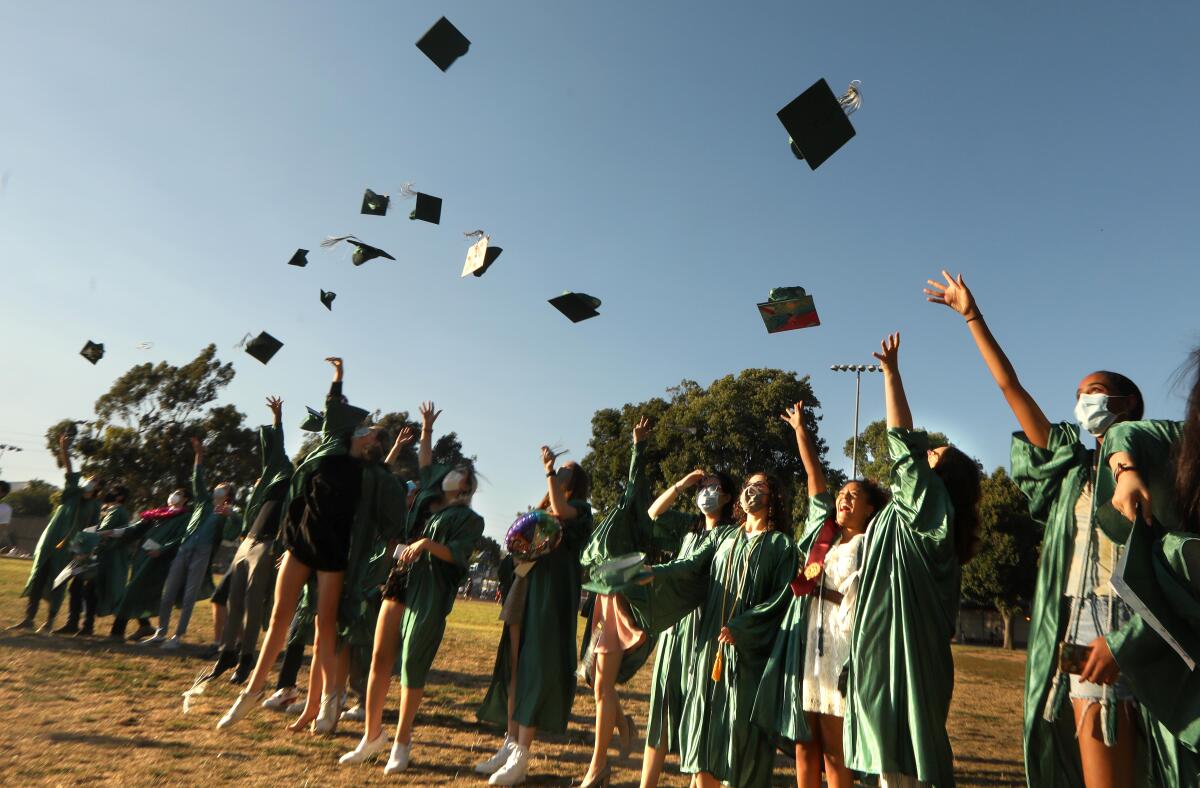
[80,341,105,365]
[408,192,442,224]
[320,289,336,311]
[321,235,396,266]
[549,292,601,323]
[777,79,859,170]
[416,17,470,72]
[288,249,309,267]
[361,189,390,216]
[244,332,283,365]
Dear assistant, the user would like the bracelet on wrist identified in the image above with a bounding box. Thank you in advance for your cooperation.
[1114,462,1138,483]
[546,470,555,478]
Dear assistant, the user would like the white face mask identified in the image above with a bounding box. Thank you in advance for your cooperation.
[442,469,472,500]
[1074,392,1118,437]
[696,486,723,515]
[168,492,185,508]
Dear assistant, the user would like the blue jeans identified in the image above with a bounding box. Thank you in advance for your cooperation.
[1066,594,1134,702]
[158,539,214,637]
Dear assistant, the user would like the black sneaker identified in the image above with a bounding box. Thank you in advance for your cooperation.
[76,623,95,637]
[230,652,257,685]
[53,622,79,635]
[199,649,239,683]
[129,623,156,641]
[6,619,34,631]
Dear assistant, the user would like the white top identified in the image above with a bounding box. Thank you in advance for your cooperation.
[1064,483,1119,597]
[0,502,12,526]
[801,531,865,717]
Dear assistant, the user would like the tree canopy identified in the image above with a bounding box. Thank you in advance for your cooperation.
[3,479,59,517]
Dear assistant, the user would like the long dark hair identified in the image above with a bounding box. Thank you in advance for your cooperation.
[1175,349,1200,531]
[1093,370,1145,421]
[691,470,740,532]
[734,472,789,533]
[932,447,983,565]
[537,461,591,511]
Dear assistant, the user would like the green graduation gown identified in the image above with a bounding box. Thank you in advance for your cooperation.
[477,500,594,734]
[244,423,294,536]
[22,471,99,607]
[397,495,484,688]
[844,429,961,787]
[752,491,837,747]
[93,504,132,617]
[580,443,692,684]
[115,508,193,620]
[648,526,798,787]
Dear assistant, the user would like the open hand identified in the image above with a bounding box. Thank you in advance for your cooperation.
[419,401,441,431]
[924,271,978,319]
[266,396,283,417]
[190,436,204,453]
[393,425,417,451]
[779,401,807,432]
[541,445,557,475]
[872,333,901,373]
[632,415,652,445]
[1079,636,1120,685]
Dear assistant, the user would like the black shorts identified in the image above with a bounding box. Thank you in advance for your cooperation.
[381,564,409,604]
[211,570,232,606]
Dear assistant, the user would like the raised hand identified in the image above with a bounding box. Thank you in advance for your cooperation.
[779,401,807,432]
[266,396,283,417]
[326,356,344,382]
[419,401,441,432]
[632,415,653,444]
[924,271,978,319]
[190,435,205,454]
[541,445,560,475]
[678,469,707,489]
[393,425,417,451]
[872,332,901,373]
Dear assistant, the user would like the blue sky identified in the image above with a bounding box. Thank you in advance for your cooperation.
[2,2,1198,540]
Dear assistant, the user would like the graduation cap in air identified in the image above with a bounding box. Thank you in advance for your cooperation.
[408,191,442,224]
[757,287,820,333]
[242,332,283,365]
[417,17,470,72]
[462,231,503,277]
[288,249,309,267]
[300,406,324,433]
[777,79,861,170]
[361,189,390,216]
[80,341,105,365]
[320,289,336,311]
[321,235,396,266]
[549,292,601,323]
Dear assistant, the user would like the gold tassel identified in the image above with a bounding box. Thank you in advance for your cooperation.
[710,647,723,682]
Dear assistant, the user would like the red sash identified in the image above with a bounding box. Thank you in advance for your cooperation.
[790,518,838,597]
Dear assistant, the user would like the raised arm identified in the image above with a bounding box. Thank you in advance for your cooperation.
[873,333,912,430]
[926,271,1052,447]
[648,469,706,520]
[780,401,827,496]
[542,446,578,521]
[267,395,283,429]
[386,425,416,467]
[325,356,344,404]
[418,401,441,470]
[190,436,207,500]
[58,433,73,477]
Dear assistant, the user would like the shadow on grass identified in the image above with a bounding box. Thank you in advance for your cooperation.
[45,731,196,751]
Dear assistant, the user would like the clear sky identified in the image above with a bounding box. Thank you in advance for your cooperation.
[2,1,1198,540]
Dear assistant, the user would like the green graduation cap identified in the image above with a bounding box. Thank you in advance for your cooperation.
[416,17,470,72]
[321,235,396,266]
[361,189,390,216]
[80,340,105,365]
[300,406,324,433]
[758,287,821,333]
[549,292,601,323]
[777,79,860,170]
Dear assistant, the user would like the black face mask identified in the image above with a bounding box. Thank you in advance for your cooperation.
[103,492,119,504]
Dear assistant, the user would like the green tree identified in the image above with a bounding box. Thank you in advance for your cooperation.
[581,369,840,535]
[4,479,59,517]
[471,535,502,570]
[962,467,1041,649]
[44,345,258,510]
[843,419,949,485]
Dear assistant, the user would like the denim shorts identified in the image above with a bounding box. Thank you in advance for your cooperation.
[1066,594,1133,702]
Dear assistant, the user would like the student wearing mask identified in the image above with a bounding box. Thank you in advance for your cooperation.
[57,484,132,636]
[108,489,193,641]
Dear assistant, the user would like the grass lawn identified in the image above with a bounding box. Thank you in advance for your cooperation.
[0,558,1025,786]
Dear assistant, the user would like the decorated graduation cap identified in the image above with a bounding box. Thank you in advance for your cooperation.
[416,17,470,72]
[321,235,396,266]
[777,79,861,170]
[462,230,503,277]
[757,287,821,333]
[287,249,309,267]
[549,292,601,323]
[80,340,105,365]
[361,189,390,216]
[320,289,336,311]
[241,331,283,364]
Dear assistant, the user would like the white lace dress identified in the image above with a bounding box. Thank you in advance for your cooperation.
[800,532,865,717]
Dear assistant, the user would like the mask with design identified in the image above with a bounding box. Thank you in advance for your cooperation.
[1074,393,1118,437]
[696,486,723,515]
[741,484,768,514]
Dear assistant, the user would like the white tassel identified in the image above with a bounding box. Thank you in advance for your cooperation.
[463,229,487,242]
[181,668,211,713]
[321,235,357,248]
[839,81,862,115]
[400,182,417,199]
[1042,671,1067,722]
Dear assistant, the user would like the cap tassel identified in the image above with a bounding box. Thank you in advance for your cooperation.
[839,80,862,116]
[321,235,357,249]
[710,646,724,682]
[463,229,487,242]
[1041,670,1068,722]
[234,332,252,350]
[399,182,418,199]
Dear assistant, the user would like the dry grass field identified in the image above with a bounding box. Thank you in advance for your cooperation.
[0,558,1025,786]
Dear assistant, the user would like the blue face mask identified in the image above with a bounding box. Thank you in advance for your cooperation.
[1074,393,1118,437]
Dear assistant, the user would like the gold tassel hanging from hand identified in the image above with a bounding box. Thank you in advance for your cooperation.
[710,646,723,682]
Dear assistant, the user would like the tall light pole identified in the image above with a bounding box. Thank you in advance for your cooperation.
[830,364,882,478]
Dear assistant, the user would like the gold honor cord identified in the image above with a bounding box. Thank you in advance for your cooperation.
[712,530,763,682]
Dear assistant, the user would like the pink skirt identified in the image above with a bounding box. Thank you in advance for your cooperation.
[591,593,646,654]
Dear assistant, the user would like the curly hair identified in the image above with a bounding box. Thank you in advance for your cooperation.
[932,447,983,565]
[839,478,890,518]
[734,472,789,533]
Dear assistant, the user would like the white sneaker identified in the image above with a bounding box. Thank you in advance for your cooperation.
[340,703,366,722]
[138,630,167,646]
[488,744,529,786]
[339,733,390,766]
[383,741,412,775]
[216,689,264,730]
[262,687,299,711]
[474,735,515,775]
[312,692,342,735]
[160,635,182,651]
